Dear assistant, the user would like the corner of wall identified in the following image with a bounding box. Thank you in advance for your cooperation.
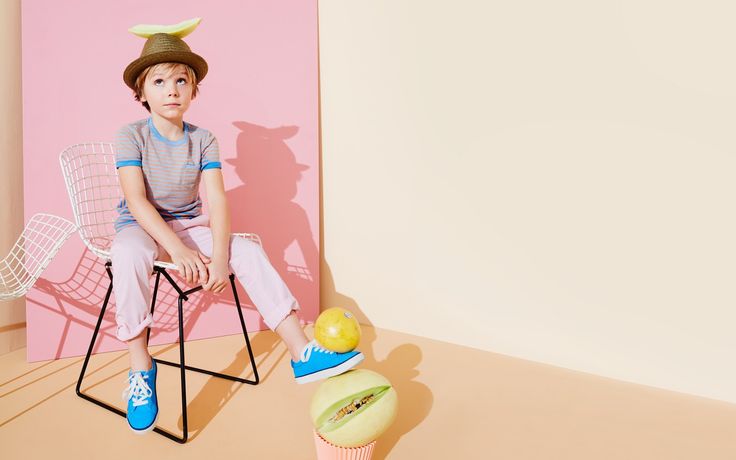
[0,0,25,356]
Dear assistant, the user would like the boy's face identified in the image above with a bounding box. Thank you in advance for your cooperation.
[140,64,194,121]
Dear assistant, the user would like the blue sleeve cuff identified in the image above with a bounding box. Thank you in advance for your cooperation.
[201,162,222,171]
[116,160,142,168]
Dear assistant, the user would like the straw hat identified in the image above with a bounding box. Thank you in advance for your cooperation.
[123,33,208,90]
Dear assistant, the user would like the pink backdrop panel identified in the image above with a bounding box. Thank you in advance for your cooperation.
[21,0,319,362]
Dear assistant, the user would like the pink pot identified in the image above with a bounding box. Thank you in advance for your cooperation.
[313,429,376,460]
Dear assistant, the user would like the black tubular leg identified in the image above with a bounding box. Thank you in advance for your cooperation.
[75,263,121,421]
[230,273,259,384]
[149,293,190,443]
[177,295,189,442]
[146,270,161,345]
[153,271,259,386]
[76,263,260,444]
[76,262,112,398]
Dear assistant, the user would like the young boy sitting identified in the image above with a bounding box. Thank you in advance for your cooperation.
[113,30,363,434]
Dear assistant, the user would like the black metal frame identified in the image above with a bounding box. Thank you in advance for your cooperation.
[75,261,260,443]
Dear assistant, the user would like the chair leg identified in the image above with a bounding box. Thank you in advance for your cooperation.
[76,264,261,444]
[145,270,161,345]
[152,269,260,385]
[230,273,260,385]
[178,294,189,442]
[75,263,127,419]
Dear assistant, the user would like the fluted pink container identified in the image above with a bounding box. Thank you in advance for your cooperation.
[313,430,376,460]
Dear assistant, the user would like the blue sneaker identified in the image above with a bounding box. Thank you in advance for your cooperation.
[122,360,158,434]
[291,340,364,384]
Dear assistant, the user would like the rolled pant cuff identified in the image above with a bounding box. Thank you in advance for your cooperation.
[263,297,301,331]
[116,315,154,342]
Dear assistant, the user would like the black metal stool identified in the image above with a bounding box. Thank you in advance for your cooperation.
[75,261,259,443]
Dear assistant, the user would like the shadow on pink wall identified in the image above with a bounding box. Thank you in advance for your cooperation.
[226,120,318,323]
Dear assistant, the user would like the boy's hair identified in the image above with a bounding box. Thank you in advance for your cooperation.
[133,62,199,112]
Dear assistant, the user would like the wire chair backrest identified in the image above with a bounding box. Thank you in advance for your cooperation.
[59,141,266,271]
[0,213,77,301]
[59,142,120,260]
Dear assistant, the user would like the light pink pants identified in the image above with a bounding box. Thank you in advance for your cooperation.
[109,214,299,342]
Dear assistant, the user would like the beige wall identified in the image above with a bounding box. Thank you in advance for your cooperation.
[0,0,25,355]
[318,1,736,403]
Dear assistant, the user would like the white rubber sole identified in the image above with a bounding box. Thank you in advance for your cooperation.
[295,353,365,385]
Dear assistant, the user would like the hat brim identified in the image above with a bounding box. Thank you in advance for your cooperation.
[124,50,208,90]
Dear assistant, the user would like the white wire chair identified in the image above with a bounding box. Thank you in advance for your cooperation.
[0,213,77,301]
[59,142,261,443]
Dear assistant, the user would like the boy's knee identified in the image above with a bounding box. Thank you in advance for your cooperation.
[229,236,266,265]
[230,235,260,253]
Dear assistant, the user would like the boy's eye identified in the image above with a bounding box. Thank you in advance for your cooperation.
[154,79,164,85]
[177,78,187,85]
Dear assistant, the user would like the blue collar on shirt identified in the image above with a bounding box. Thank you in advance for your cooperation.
[148,116,189,146]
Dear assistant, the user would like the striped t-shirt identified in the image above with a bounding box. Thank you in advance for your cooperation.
[113,117,222,232]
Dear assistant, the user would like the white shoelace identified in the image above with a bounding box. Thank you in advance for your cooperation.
[122,372,152,407]
[300,339,336,362]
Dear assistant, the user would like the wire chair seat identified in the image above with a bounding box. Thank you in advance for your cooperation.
[73,235,260,272]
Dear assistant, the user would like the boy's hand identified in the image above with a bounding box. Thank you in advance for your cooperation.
[170,245,210,285]
[202,259,229,294]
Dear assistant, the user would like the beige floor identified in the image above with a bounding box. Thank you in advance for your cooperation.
[1,324,735,459]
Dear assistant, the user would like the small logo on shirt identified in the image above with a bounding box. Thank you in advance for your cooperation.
[183,161,197,168]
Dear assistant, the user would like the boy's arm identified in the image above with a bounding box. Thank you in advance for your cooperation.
[202,168,230,263]
[118,166,209,284]
[201,168,230,293]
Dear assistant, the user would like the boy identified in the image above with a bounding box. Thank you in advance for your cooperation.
[114,31,363,434]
